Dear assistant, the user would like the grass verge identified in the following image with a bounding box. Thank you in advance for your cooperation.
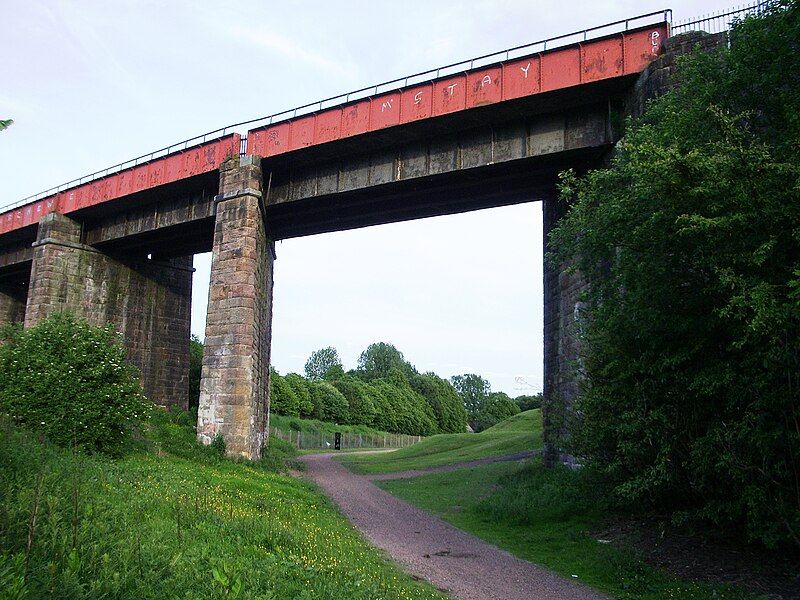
[339,409,542,474]
[378,459,760,600]
[271,414,400,436]
[0,412,447,599]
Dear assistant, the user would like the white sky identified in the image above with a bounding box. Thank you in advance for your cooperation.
[2,0,736,395]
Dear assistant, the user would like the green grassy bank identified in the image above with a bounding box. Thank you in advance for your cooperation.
[340,409,542,474]
[0,413,446,600]
[367,411,762,600]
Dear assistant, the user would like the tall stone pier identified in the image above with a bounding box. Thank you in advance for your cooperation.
[542,192,589,466]
[196,156,273,460]
[22,211,193,408]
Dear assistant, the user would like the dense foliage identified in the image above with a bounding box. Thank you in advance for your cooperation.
[0,314,150,454]
[549,1,800,548]
[450,373,490,419]
[471,392,521,432]
[271,343,467,436]
[356,343,413,381]
[304,346,343,381]
[515,393,542,412]
[309,380,350,423]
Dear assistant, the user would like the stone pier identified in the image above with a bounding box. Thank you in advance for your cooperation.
[24,212,193,409]
[0,285,26,327]
[196,155,273,459]
[542,193,589,467]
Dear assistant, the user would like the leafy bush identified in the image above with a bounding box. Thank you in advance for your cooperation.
[309,380,349,423]
[550,2,800,548]
[269,368,299,416]
[515,393,542,412]
[372,371,438,436]
[472,392,521,432]
[284,373,314,417]
[0,313,150,454]
[333,376,377,426]
[409,372,468,433]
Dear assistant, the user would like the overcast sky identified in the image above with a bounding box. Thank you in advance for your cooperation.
[2,0,737,395]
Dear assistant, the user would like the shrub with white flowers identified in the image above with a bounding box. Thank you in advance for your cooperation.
[0,313,150,454]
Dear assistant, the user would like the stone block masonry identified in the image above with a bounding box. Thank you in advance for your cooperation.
[196,155,273,460]
[24,211,193,409]
[0,285,26,327]
[543,192,589,467]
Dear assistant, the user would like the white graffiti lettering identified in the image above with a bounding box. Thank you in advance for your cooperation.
[651,31,660,52]
[481,75,492,88]
[520,62,531,78]
[414,91,423,105]
[447,83,458,96]
[381,98,393,112]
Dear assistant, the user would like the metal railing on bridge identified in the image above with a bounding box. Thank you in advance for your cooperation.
[3,3,779,218]
[672,2,766,35]
[2,8,672,215]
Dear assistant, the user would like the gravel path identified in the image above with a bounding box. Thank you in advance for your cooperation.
[299,452,606,600]
[367,450,541,481]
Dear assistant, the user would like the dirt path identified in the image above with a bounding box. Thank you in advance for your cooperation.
[367,450,541,481]
[299,452,605,600]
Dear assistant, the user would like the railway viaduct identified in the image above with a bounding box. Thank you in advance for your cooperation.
[0,13,711,463]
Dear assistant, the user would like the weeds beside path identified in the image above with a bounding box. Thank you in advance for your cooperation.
[0,417,448,599]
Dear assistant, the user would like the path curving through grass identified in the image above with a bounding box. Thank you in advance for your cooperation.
[300,450,605,600]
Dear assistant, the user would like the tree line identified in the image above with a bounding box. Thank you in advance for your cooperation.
[189,339,541,436]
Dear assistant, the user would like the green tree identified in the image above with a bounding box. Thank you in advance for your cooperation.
[269,368,300,416]
[188,335,203,411]
[304,347,343,381]
[409,372,468,433]
[356,342,414,381]
[372,374,438,436]
[450,373,491,419]
[285,373,314,417]
[473,392,521,432]
[365,382,398,433]
[549,1,800,548]
[0,313,150,454]
[514,393,542,412]
[309,380,349,423]
[332,376,377,426]
[0,119,12,131]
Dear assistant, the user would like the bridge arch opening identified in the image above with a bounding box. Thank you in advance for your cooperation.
[189,201,545,451]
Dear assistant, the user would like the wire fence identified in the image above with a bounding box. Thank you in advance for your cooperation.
[672,2,766,34]
[270,427,422,451]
